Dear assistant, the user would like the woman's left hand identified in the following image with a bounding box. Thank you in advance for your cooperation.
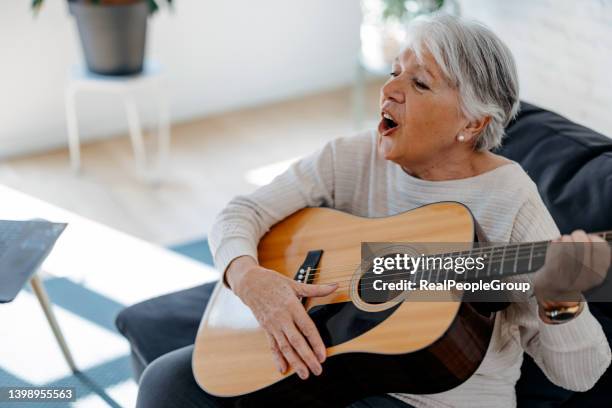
[534,230,611,304]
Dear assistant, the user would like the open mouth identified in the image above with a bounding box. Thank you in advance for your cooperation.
[378,111,399,136]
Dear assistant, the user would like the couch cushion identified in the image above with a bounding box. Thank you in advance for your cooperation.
[498,102,612,235]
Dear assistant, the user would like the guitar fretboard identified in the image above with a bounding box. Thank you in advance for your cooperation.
[409,230,612,284]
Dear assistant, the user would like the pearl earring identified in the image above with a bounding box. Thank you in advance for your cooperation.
[457,134,465,142]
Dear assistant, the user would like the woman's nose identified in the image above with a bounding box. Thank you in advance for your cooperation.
[380,78,404,104]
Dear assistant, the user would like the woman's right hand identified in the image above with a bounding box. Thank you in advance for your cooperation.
[226,256,338,380]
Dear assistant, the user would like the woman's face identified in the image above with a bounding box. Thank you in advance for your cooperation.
[378,47,468,169]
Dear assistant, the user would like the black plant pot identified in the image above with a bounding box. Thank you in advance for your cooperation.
[69,1,148,76]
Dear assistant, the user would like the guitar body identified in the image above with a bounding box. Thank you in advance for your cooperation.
[193,202,496,407]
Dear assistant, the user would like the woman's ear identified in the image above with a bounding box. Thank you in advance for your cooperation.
[461,116,491,142]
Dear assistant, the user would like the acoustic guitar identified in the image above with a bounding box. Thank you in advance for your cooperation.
[192,202,611,407]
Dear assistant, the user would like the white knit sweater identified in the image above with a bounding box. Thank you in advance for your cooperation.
[209,131,610,408]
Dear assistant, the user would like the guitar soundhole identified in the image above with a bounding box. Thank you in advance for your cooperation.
[358,252,408,305]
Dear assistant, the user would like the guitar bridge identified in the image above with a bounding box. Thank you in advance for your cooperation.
[294,249,323,286]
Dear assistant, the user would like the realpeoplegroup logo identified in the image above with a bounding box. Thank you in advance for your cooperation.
[371,277,531,293]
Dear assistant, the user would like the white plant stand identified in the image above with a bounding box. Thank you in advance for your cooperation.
[64,62,170,181]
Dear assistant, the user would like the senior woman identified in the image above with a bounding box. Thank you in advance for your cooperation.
[133,14,610,408]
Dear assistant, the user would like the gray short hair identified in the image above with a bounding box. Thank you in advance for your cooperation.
[405,14,519,151]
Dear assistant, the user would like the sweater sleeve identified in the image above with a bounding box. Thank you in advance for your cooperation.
[506,193,611,391]
[208,140,336,277]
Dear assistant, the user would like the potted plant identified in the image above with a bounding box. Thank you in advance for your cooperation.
[32,0,172,76]
[360,0,459,72]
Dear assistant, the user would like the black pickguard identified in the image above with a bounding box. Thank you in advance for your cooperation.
[308,301,401,347]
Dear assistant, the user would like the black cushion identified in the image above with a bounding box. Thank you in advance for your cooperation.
[498,102,612,407]
[115,282,215,381]
[500,102,612,235]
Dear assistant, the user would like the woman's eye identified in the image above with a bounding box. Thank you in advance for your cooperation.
[413,79,430,90]
[389,71,399,78]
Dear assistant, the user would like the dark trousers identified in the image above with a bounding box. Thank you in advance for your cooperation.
[115,282,412,408]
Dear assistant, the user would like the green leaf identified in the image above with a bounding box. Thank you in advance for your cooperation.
[31,0,43,13]
[382,0,406,21]
[148,0,159,14]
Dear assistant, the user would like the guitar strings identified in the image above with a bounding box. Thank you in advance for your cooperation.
[299,246,597,287]
[314,250,548,288]
[301,241,551,280]
[304,241,549,276]
[300,234,611,280]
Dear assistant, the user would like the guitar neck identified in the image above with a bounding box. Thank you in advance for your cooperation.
[420,230,612,283]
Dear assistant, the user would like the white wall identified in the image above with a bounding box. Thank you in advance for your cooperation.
[0,1,362,158]
[459,0,612,138]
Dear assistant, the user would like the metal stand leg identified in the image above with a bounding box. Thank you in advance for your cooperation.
[124,96,147,177]
[30,274,78,373]
[65,86,81,173]
[156,84,171,176]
